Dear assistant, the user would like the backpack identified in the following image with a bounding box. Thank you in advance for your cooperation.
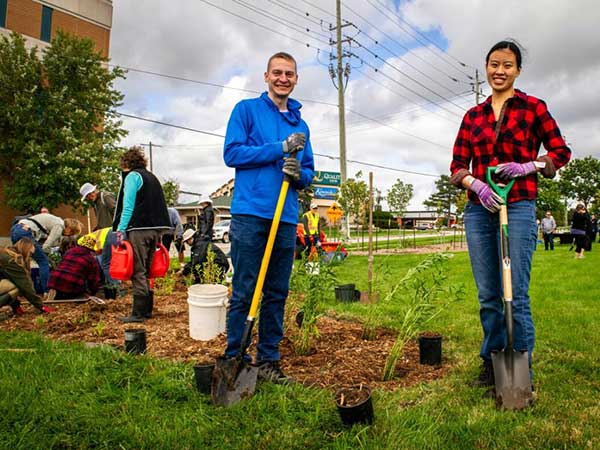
[11,214,49,235]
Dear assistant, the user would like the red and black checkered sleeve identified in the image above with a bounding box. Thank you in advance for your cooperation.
[450,112,473,180]
[534,100,571,170]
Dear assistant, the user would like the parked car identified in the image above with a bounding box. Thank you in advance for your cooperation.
[415,223,433,230]
[212,219,231,243]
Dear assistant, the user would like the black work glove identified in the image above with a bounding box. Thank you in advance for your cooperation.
[282,158,301,182]
[282,132,306,155]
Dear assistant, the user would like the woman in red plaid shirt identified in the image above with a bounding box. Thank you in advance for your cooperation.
[449,40,571,390]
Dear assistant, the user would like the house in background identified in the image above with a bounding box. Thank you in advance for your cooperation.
[0,0,113,239]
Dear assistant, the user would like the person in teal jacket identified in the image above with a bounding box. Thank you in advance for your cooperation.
[223,51,315,383]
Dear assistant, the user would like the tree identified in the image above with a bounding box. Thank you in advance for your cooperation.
[0,31,126,211]
[559,156,600,209]
[162,179,180,207]
[336,171,369,237]
[536,177,565,222]
[423,175,461,226]
[387,179,413,220]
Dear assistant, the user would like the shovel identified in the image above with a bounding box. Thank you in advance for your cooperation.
[212,151,300,407]
[486,167,534,410]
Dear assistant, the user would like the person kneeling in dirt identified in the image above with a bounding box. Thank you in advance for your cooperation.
[0,238,53,316]
[47,235,101,301]
[77,227,122,299]
[178,228,229,284]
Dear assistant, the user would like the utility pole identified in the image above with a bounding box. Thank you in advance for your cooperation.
[140,142,162,171]
[335,0,347,184]
[148,141,153,171]
[329,0,353,239]
[474,69,481,105]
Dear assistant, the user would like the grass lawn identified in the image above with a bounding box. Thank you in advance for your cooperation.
[0,244,598,449]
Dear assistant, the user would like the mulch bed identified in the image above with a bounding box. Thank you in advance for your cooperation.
[0,288,451,392]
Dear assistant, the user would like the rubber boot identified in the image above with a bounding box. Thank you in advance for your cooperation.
[144,290,154,319]
[0,293,13,308]
[119,295,146,323]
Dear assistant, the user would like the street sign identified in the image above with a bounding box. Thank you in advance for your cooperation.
[312,171,341,186]
[313,186,338,200]
[327,204,343,224]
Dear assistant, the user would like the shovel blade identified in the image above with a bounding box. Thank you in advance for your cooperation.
[491,349,533,410]
[211,356,258,407]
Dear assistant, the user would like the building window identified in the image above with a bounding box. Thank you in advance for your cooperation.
[40,5,53,42]
[0,0,7,28]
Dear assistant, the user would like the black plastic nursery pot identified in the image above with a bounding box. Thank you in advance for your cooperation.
[335,385,374,426]
[193,363,215,394]
[295,310,304,328]
[335,284,358,302]
[418,333,442,366]
[124,328,147,354]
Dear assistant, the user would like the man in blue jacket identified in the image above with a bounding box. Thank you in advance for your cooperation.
[223,52,315,383]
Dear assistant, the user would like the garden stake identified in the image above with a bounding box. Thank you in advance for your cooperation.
[212,151,299,407]
[486,167,533,410]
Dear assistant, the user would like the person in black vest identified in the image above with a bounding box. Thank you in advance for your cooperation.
[113,146,170,322]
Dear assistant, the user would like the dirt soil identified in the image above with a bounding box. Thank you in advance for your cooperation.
[0,288,451,392]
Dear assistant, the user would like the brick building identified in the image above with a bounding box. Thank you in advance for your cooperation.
[0,0,113,239]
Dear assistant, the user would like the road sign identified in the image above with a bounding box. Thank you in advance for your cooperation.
[313,186,338,199]
[327,204,343,224]
[312,171,341,186]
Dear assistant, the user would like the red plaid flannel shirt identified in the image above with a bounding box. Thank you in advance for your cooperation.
[450,89,571,203]
[48,246,100,295]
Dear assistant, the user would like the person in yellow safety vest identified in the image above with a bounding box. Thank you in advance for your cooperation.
[302,203,321,253]
[77,227,121,299]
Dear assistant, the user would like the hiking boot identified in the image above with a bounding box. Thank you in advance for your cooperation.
[119,295,146,323]
[470,360,495,387]
[257,361,293,384]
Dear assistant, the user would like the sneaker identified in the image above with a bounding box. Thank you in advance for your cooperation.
[470,361,495,387]
[257,361,293,384]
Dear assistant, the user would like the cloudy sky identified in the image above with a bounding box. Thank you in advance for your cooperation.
[109,0,600,208]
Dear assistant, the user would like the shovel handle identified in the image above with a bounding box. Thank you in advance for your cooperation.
[485,167,515,203]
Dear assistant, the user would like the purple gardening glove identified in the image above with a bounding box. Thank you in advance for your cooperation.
[115,231,125,246]
[469,179,504,213]
[495,162,537,180]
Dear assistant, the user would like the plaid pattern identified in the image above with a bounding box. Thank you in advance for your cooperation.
[48,246,100,295]
[451,89,571,203]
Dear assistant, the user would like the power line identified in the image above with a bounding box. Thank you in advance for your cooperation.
[365,0,473,78]
[109,64,339,107]
[342,3,466,95]
[298,0,335,19]
[198,0,329,52]
[349,36,468,112]
[371,0,475,71]
[352,54,464,119]
[115,111,443,178]
[266,0,331,28]
[230,0,331,44]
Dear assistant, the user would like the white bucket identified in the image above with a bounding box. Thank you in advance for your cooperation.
[187,284,229,341]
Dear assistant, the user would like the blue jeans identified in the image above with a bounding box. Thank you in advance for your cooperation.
[225,214,296,362]
[464,200,537,365]
[10,224,50,293]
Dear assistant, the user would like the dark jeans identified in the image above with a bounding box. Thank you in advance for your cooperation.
[127,229,162,297]
[225,214,296,362]
[100,231,119,285]
[543,232,554,250]
[464,200,537,366]
[10,224,50,293]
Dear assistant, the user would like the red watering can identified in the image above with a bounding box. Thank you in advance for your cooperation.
[149,243,170,279]
[110,241,134,281]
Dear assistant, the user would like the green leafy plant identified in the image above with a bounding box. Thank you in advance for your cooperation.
[289,254,338,355]
[380,253,464,381]
[154,271,176,296]
[92,321,106,337]
[201,247,224,285]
